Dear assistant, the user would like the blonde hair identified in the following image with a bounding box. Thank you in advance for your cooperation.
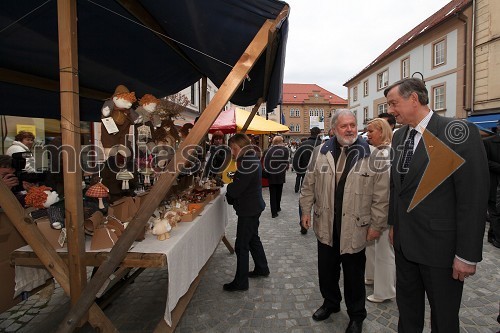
[228,133,251,149]
[271,135,284,145]
[367,118,393,145]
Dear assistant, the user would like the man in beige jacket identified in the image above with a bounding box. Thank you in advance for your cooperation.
[300,109,389,333]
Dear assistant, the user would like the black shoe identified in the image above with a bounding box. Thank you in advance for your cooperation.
[223,282,248,292]
[312,305,340,321]
[491,238,500,249]
[272,213,279,218]
[248,270,270,278]
[345,320,363,333]
[300,226,308,234]
[277,208,281,212]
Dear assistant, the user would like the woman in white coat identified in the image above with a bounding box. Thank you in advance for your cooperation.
[6,131,36,173]
[364,118,396,303]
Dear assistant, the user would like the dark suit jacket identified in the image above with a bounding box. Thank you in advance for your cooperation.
[483,134,500,200]
[263,145,289,185]
[388,113,489,267]
[227,150,266,217]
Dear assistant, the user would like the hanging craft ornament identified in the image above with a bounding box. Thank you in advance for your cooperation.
[116,169,134,190]
[85,182,109,209]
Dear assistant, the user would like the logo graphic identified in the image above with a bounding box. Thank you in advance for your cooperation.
[407,128,465,211]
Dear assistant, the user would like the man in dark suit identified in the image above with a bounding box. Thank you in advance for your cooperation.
[483,121,500,248]
[385,78,489,332]
[264,135,289,218]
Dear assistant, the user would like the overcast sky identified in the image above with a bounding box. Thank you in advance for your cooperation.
[283,0,452,99]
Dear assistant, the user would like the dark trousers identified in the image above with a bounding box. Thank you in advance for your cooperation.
[317,239,367,321]
[295,173,305,193]
[488,199,500,239]
[233,214,269,288]
[269,184,283,215]
[395,248,463,333]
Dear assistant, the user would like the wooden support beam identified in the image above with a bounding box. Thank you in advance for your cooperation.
[0,182,117,332]
[0,68,110,101]
[240,97,264,133]
[57,12,284,332]
[57,0,87,313]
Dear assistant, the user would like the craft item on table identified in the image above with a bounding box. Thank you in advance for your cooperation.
[25,186,64,229]
[85,182,109,209]
[106,215,125,238]
[151,216,172,241]
[116,170,134,190]
[163,210,181,229]
[84,210,104,236]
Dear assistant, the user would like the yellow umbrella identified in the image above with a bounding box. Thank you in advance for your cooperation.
[235,108,289,134]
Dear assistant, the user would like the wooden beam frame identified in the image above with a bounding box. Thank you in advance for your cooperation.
[0,68,110,101]
[0,182,117,332]
[57,5,289,330]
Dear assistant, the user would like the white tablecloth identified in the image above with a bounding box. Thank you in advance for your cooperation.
[15,187,228,326]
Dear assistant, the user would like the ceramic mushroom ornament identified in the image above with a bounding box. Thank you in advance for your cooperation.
[85,182,109,209]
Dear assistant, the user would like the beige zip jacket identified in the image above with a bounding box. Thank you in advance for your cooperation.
[299,141,389,254]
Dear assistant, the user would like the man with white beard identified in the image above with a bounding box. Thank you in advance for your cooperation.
[300,110,389,333]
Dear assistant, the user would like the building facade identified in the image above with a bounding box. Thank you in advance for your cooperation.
[470,0,500,128]
[344,0,473,129]
[282,84,347,142]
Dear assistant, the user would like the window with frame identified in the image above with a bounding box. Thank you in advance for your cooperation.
[433,85,445,110]
[290,108,294,117]
[294,109,300,117]
[353,86,358,102]
[377,103,388,115]
[377,70,389,90]
[295,124,300,132]
[433,39,446,67]
[289,123,294,132]
[401,57,410,79]
[363,107,369,123]
[309,109,313,117]
[190,84,196,104]
[363,80,368,97]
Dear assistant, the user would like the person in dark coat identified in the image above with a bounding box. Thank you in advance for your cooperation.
[224,134,269,292]
[292,127,322,193]
[386,78,488,332]
[483,121,500,248]
[264,135,289,218]
[203,131,230,178]
[292,127,322,233]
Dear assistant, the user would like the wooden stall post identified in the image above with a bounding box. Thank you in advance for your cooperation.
[57,10,288,331]
[57,0,87,311]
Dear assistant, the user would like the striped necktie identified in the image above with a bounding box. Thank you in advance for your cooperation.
[400,129,417,183]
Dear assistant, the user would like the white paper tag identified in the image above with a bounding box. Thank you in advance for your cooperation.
[58,228,67,248]
[102,117,119,134]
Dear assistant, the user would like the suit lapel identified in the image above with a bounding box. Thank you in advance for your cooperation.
[400,113,440,191]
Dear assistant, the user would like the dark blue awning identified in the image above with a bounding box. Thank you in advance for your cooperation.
[467,113,500,131]
[0,0,289,121]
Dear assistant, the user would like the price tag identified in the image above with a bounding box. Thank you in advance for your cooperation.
[58,228,67,248]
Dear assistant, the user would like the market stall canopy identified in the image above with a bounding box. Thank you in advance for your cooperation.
[210,107,289,134]
[0,0,289,121]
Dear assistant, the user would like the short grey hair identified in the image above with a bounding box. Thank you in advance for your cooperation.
[331,109,357,128]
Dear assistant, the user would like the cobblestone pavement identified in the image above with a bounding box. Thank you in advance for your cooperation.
[1,171,499,332]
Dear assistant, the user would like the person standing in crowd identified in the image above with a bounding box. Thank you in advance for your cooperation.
[483,120,500,248]
[224,134,269,292]
[264,135,289,218]
[293,127,322,193]
[0,155,19,190]
[300,110,389,333]
[293,127,322,234]
[6,131,36,173]
[203,130,230,178]
[363,118,395,303]
[385,78,489,332]
[377,112,396,131]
